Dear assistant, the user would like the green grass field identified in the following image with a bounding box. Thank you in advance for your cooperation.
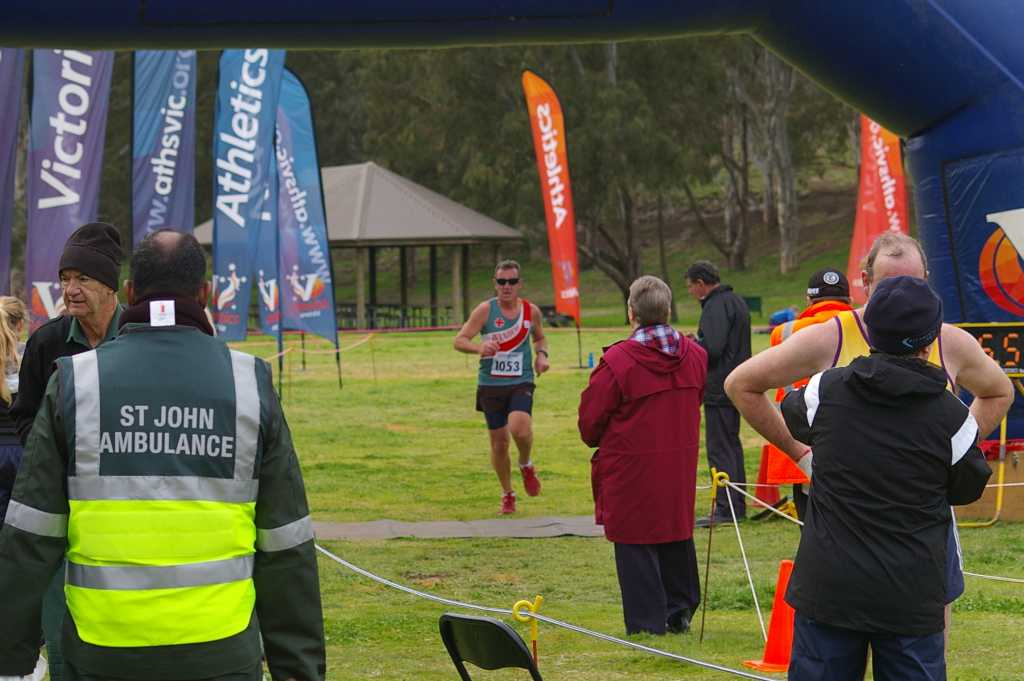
[237,328,1024,680]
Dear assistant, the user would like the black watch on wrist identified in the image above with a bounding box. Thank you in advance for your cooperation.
[537,349,549,357]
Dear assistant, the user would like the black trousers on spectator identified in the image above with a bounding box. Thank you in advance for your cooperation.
[614,540,701,635]
[794,483,809,521]
[705,404,746,518]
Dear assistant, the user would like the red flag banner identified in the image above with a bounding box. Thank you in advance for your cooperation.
[522,70,581,326]
[847,115,909,304]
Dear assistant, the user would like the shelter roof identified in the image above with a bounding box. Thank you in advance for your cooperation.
[194,161,522,247]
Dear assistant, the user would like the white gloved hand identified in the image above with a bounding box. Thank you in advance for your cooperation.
[797,450,813,479]
[0,652,47,681]
[30,653,47,681]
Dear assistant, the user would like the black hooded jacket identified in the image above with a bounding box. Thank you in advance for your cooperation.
[695,285,751,406]
[781,353,991,636]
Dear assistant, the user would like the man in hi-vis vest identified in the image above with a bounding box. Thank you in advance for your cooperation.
[0,231,325,681]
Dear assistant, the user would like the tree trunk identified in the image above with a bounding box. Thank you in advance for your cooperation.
[656,194,679,323]
[728,112,751,270]
[761,159,776,230]
[848,111,861,168]
[774,117,801,273]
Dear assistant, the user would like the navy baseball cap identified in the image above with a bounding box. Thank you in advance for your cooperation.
[864,276,943,354]
[807,269,849,299]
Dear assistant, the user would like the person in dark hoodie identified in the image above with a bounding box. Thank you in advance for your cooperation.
[780,276,991,681]
[686,260,751,526]
[579,275,708,636]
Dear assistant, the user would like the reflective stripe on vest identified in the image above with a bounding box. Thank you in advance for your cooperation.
[68,555,254,590]
[65,345,262,647]
[5,500,68,537]
[257,515,314,552]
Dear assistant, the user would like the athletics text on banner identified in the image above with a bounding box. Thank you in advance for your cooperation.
[846,115,908,305]
[132,50,197,245]
[522,70,581,326]
[275,68,338,346]
[210,48,285,340]
[27,49,113,329]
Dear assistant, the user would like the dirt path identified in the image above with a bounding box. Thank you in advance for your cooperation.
[313,515,602,540]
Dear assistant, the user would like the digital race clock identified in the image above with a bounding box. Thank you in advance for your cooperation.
[957,323,1024,378]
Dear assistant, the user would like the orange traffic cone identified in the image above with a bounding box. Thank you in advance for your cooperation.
[743,559,796,673]
[754,445,781,506]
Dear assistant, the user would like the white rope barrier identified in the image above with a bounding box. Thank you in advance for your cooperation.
[314,543,776,681]
[722,481,1024,585]
[963,571,1024,584]
[727,480,1024,490]
[726,481,804,527]
[724,490,767,642]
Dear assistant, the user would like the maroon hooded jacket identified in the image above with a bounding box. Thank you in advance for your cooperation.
[578,336,707,544]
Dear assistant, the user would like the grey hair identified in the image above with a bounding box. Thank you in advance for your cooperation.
[494,259,521,275]
[628,275,672,326]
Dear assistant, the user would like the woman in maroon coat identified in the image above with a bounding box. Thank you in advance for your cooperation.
[579,275,708,635]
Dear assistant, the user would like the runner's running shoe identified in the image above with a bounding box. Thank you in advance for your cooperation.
[501,491,516,514]
[521,465,542,497]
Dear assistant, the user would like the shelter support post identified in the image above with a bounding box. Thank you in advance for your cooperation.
[451,246,464,325]
[399,245,409,328]
[429,245,438,326]
[368,246,378,329]
[355,247,367,330]
[461,245,471,322]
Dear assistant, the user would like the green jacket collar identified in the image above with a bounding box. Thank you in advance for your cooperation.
[66,305,124,348]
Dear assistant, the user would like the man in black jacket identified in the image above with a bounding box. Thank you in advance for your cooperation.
[686,260,751,525]
[781,276,991,681]
[8,222,125,681]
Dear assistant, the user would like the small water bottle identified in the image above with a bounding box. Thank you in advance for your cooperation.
[587,352,595,368]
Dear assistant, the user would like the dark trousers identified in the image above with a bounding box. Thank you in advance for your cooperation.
[794,483,809,521]
[64,659,263,681]
[613,540,700,635]
[704,404,746,518]
[790,614,946,681]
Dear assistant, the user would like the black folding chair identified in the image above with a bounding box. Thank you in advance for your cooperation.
[439,613,544,680]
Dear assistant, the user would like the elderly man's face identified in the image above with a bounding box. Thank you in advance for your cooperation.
[60,269,115,321]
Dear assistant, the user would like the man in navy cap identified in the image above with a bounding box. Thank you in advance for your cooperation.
[778,276,991,681]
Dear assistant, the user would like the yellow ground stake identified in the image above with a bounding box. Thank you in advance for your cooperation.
[513,595,545,666]
[699,468,730,643]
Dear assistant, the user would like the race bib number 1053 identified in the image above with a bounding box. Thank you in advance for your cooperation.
[490,351,524,377]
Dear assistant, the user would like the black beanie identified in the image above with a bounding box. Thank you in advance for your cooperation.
[864,276,943,355]
[58,222,124,291]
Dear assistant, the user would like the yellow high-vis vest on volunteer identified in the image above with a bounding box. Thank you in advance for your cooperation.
[60,329,267,647]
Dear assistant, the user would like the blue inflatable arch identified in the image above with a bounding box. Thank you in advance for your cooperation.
[7,0,1024,428]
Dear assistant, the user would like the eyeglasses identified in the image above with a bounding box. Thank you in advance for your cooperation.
[495,278,520,286]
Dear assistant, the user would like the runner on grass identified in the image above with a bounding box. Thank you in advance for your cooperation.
[455,260,550,514]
